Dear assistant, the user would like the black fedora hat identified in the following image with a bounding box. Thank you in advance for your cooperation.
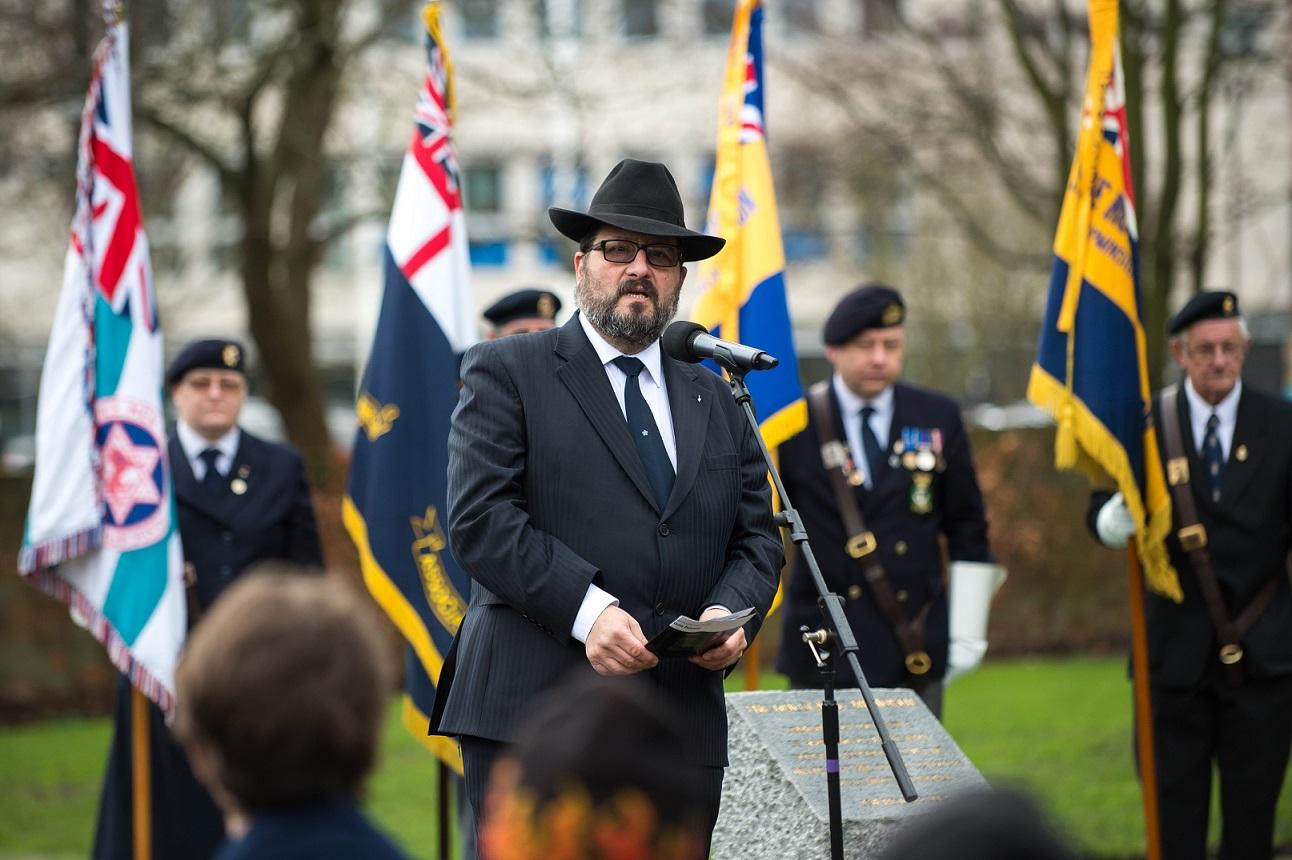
[548,158,725,262]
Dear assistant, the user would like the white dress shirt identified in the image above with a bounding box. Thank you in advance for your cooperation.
[176,420,240,480]
[570,315,683,643]
[1183,377,1240,462]
[832,375,894,489]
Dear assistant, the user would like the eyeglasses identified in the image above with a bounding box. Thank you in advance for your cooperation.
[590,239,681,268]
[1185,341,1245,360]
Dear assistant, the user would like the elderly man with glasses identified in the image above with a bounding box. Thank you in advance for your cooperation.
[431,159,782,848]
[1089,291,1292,860]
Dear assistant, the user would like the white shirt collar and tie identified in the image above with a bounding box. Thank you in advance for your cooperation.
[1183,377,1240,462]
[176,420,240,481]
[832,375,894,489]
[578,312,677,469]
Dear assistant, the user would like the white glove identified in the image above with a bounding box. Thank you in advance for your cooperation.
[946,561,1007,684]
[946,638,988,683]
[1095,491,1137,549]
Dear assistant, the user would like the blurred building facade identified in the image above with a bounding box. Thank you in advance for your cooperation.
[1,0,1288,459]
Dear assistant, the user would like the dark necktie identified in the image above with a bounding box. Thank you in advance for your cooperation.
[199,448,225,495]
[612,356,675,510]
[1202,413,1223,503]
[860,405,886,488]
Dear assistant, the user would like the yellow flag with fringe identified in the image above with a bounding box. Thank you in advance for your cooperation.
[1026,0,1180,601]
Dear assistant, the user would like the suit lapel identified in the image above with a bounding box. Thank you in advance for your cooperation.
[661,359,710,519]
[1220,387,1264,504]
[553,317,661,511]
[220,432,266,525]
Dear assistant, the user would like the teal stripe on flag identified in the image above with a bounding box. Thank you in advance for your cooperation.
[95,294,132,397]
[101,536,170,644]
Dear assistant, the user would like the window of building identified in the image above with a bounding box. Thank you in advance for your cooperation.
[536,0,585,39]
[859,0,900,36]
[622,0,659,38]
[464,163,503,215]
[781,0,819,37]
[702,0,736,36]
[775,147,827,262]
[460,0,499,39]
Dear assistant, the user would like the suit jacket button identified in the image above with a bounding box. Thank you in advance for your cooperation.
[655,602,665,616]
[847,585,863,600]
[219,566,233,580]
[221,532,234,545]
[894,541,908,555]
[658,523,671,536]
[896,589,909,603]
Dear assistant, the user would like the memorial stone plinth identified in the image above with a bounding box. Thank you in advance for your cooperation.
[713,689,987,858]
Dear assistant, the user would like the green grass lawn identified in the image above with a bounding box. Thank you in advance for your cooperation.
[0,656,1288,859]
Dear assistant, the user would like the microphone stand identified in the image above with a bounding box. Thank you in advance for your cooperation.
[719,361,918,859]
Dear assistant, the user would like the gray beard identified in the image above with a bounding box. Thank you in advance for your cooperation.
[575,272,679,350]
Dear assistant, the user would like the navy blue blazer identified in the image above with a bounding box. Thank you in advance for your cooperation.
[168,428,323,610]
[775,381,991,686]
[1088,383,1292,688]
[432,315,782,768]
[214,798,409,860]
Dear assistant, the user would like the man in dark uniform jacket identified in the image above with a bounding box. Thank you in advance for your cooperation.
[93,338,323,860]
[1089,291,1292,860]
[775,285,992,717]
[432,159,782,844]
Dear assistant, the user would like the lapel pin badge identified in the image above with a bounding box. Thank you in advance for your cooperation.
[230,478,248,495]
[1236,444,1248,462]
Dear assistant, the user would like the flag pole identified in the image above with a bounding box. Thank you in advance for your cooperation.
[1126,539,1162,860]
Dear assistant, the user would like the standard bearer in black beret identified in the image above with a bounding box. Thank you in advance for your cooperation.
[822,283,906,345]
[1167,289,1240,336]
[482,288,562,338]
[165,338,247,388]
[775,280,996,718]
[1089,284,1292,859]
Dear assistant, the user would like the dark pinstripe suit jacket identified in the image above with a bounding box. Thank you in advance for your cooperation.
[431,314,782,767]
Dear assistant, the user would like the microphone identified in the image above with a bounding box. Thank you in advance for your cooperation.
[661,321,780,371]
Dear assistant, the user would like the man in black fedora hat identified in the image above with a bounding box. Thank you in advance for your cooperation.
[431,159,782,845]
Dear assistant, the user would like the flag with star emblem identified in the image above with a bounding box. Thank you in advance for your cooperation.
[344,1,475,771]
[19,12,186,714]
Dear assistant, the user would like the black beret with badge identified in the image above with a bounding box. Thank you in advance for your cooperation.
[1167,290,1240,336]
[482,288,562,328]
[165,338,247,387]
[823,283,906,346]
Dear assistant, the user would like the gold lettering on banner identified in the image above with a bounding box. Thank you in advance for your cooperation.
[411,506,467,634]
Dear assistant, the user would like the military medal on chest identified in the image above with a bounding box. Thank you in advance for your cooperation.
[897,426,941,512]
[230,464,250,495]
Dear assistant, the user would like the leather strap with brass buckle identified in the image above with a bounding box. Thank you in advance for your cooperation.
[905,651,933,675]
[847,531,877,559]
[1177,523,1208,553]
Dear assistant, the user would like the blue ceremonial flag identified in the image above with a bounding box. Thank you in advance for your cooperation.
[1026,0,1179,601]
[19,10,186,713]
[692,0,806,457]
[344,2,476,770]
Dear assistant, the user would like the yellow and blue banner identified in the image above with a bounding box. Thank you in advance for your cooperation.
[692,0,806,457]
[19,9,186,714]
[1026,0,1179,601]
[344,2,475,770]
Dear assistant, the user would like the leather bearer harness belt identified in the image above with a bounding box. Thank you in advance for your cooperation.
[808,382,935,677]
[1159,384,1281,686]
